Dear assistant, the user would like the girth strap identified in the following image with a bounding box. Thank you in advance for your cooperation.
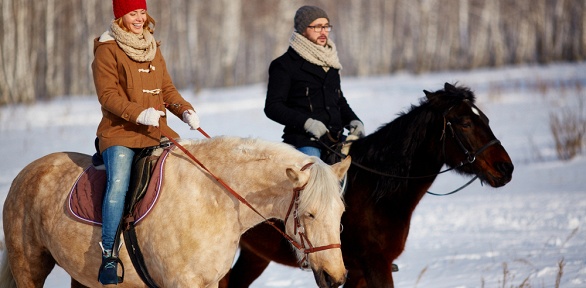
[123,222,159,288]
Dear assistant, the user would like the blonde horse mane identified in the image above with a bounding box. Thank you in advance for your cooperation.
[179,136,303,163]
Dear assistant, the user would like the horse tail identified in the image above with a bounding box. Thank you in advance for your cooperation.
[0,241,16,288]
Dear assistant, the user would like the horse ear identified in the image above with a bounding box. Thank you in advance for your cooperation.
[423,90,432,99]
[444,82,456,91]
[331,156,351,181]
[286,168,300,183]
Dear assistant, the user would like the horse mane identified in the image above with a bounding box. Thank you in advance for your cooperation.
[350,83,476,201]
[180,136,302,163]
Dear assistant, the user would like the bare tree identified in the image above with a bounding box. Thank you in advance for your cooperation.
[1,0,585,105]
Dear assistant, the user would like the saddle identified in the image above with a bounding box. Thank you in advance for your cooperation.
[68,143,172,225]
[69,141,173,287]
[319,134,358,165]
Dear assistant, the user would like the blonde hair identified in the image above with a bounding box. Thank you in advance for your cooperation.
[115,13,155,34]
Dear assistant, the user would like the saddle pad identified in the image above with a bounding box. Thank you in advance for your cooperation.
[67,149,171,226]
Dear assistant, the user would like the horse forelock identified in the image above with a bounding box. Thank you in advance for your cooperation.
[296,160,343,217]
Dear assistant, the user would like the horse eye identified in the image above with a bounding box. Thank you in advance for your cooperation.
[306,212,315,219]
[458,119,472,128]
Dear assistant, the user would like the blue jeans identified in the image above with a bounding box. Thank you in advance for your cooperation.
[297,146,321,158]
[101,146,135,251]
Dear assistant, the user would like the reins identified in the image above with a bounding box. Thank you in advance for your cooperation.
[316,115,502,196]
[158,127,340,262]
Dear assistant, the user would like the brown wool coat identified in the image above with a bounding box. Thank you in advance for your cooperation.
[92,38,194,153]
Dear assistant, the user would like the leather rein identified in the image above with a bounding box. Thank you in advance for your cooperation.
[160,128,341,266]
[318,114,501,196]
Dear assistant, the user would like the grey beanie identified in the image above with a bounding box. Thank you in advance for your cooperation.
[294,6,329,32]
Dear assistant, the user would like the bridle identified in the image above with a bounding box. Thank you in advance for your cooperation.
[282,166,342,269]
[423,117,501,196]
[160,129,341,269]
[442,119,501,167]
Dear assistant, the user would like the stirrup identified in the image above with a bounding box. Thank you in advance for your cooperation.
[98,242,125,284]
[98,257,125,285]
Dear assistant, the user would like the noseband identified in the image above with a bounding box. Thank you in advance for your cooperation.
[283,162,342,269]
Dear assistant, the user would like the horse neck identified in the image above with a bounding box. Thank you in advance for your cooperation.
[347,109,446,207]
[237,188,295,231]
[170,139,301,234]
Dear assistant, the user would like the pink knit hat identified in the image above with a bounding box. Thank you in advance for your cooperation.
[113,0,147,19]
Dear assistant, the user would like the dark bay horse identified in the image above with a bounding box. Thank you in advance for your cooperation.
[221,83,514,288]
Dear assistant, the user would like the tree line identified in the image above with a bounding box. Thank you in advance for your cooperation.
[1,0,584,105]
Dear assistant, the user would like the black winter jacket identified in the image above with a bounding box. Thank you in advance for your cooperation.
[264,47,360,149]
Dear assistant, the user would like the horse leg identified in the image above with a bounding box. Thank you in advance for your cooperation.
[6,248,56,288]
[361,257,395,288]
[225,246,271,288]
[344,269,367,288]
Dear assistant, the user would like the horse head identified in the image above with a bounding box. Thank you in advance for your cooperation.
[283,156,351,287]
[424,82,514,187]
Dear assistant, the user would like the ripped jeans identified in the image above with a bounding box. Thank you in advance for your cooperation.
[101,145,135,251]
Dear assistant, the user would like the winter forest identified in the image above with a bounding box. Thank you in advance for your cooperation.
[1,0,585,105]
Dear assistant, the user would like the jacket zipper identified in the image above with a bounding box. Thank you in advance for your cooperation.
[306,87,313,112]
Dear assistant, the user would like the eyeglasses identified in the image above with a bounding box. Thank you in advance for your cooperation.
[307,25,333,32]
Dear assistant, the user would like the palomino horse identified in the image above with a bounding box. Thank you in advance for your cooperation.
[1,136,351,288]
[222,83,514,288]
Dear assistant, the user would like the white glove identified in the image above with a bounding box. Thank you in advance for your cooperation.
[183,110,200,130]
[349,120,365,138]
[304,118,328,138]
[136,108,165,127]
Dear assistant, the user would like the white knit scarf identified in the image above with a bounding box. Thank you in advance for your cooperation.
[289,32,342,71]
[110,21,157,62]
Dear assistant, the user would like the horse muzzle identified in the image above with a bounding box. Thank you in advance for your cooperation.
[313,268,347,288]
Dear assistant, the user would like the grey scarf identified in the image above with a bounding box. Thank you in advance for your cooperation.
[289,32,342,71]
[109,21,157,62]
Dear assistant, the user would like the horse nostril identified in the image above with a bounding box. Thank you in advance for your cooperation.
[323,271,333,287]
[497,162,514,175]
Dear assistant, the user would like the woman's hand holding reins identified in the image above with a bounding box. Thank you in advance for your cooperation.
[183,110,200,130]
[137,107,165,127]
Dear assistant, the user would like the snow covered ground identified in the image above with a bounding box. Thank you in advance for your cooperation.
[1,62,585,287]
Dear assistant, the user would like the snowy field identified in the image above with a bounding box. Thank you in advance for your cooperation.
[1,62,585,287]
